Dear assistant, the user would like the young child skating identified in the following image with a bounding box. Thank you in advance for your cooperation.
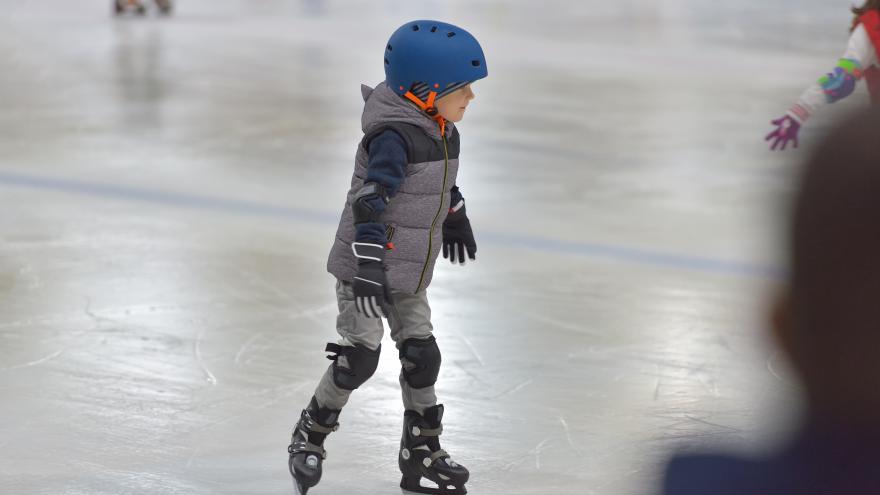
[287,20,487,495]
[766,0,880,150]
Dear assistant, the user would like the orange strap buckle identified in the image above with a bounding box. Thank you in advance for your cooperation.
[403,90,447,136]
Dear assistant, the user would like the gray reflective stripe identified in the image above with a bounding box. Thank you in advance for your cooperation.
[351,242,383,262]
[354,277,382,287]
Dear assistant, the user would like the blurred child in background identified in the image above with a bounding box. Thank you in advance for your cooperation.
[766,1,880,150]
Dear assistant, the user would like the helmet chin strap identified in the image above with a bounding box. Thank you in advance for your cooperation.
[403,90,447,136]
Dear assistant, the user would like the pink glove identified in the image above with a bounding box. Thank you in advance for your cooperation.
[765,115,801,151]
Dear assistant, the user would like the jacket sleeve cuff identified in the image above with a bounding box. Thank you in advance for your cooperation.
[787,103,810,124]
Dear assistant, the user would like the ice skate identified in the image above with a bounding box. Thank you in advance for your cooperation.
[288,397,340,495]
[155,0,172,15]
[113,0,147,15]
[399,405,469,494]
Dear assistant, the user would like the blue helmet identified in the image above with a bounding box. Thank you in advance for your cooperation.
[384,20,488,99]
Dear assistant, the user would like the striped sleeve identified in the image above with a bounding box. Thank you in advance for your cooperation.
[788,24,878,123]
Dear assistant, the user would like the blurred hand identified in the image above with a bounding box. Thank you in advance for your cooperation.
[766,115,801,151]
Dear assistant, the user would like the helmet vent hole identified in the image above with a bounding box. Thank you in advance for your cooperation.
[472,60,481,67]
[384,58,390,65]
[447,32,456,37]
[412,25,420,31]
[431,26,437,32]
[386,44,393,51]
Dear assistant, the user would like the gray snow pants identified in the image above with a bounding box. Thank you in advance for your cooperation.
[312,280,438,414]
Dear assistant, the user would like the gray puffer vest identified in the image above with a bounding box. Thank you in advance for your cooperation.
[326,82,460,295]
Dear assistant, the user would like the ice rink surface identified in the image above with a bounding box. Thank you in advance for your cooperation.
[0,0,871,493]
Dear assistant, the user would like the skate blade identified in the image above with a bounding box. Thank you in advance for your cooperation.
[400,477,466,495]
[401,488,467,495]
[292,479,309,495]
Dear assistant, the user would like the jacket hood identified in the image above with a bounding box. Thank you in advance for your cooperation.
[360,81,453,139]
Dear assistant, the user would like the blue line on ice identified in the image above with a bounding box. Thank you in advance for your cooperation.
[0,170,781,280]
[0,170,338,224]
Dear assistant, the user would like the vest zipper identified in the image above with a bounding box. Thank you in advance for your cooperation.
[416,133,449,292]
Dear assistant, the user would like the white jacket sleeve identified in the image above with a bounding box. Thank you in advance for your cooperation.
[788,24,879,123]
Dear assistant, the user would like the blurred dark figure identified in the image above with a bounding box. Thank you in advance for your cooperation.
[114,0,172,16]
[663,108,880,494]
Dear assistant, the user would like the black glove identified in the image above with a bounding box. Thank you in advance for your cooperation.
[442,187,477,265]
[351,242,393,318]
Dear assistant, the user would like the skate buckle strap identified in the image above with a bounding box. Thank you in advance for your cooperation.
[411,425,443,437]
[300,409,340,434]
[305,419,339,435]
[288,440,327,459]
[422,449,451,468]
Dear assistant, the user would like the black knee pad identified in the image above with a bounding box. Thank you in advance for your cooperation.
[399,336,441,389]
[325,342,381,391]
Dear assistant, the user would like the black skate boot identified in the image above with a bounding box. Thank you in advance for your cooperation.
[399,404,469,494]
[155,0,172,15]
[288,397,340,495]
[114,0,146,15]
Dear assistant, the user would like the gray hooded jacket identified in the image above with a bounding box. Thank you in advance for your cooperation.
[326,82,461,294]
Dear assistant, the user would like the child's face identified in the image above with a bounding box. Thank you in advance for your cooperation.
[436,84,475,123]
